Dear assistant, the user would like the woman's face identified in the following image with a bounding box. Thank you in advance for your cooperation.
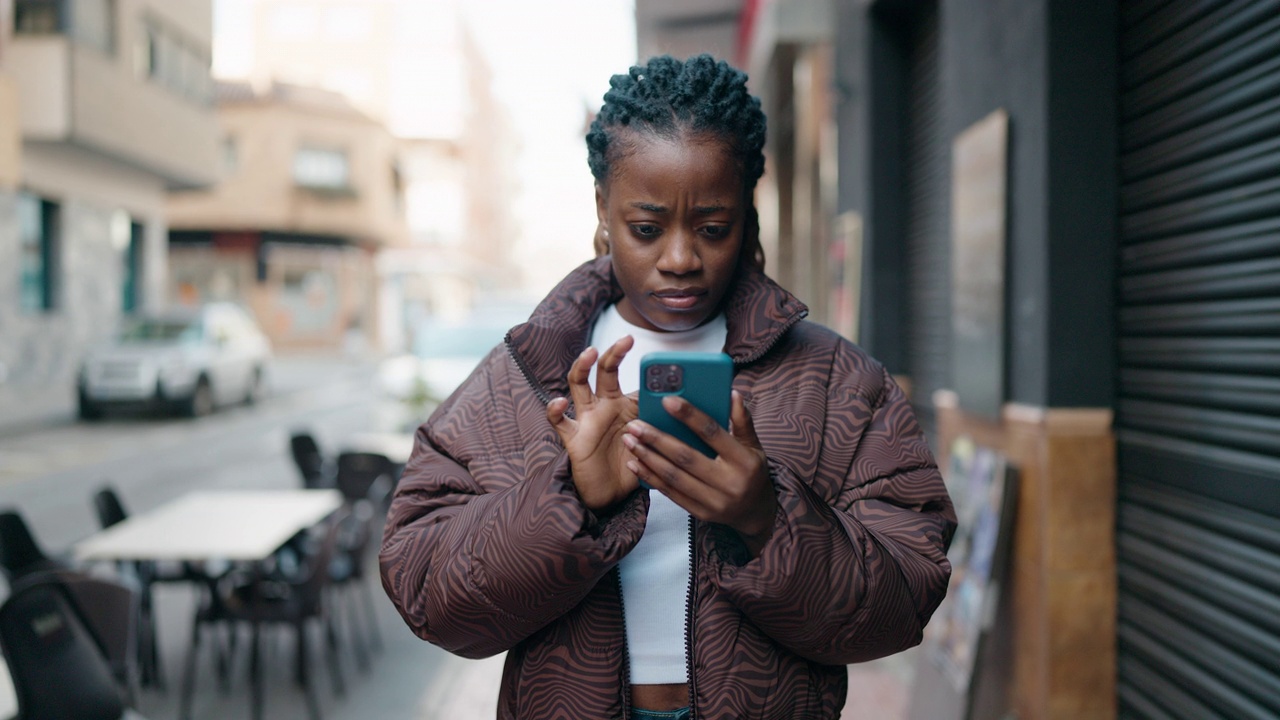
[596,131,745,333]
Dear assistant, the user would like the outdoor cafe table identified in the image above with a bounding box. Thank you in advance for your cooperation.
[72,489,344,720]
[74,489,345,563]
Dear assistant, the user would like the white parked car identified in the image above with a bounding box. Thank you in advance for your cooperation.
[78,302,273,419]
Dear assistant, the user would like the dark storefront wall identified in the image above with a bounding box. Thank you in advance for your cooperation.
[838,0,1120,717]
[1115,2,1280,718]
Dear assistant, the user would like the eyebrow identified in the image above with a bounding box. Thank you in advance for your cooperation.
[627,202,732,215]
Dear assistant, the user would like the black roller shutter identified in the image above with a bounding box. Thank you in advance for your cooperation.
[1117,1,1280,718]
[903,2,949,444]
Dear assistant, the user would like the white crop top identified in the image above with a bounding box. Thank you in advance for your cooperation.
[588,304,728,685]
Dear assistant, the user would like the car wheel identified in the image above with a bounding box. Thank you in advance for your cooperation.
[244,366,264,405]
[78,394,103,421]
[185,377,214,418]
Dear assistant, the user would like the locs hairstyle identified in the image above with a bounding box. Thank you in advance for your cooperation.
[586,54,768,271]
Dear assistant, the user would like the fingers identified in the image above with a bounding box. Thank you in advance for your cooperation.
[593,335,634,399]
[622,433,711,513]
[658,394,738,457]
[566,346,598,411]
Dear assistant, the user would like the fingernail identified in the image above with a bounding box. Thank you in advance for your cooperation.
[622,434,636,449]
[626,461,639,474]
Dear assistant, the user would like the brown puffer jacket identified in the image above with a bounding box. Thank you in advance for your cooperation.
[381,257,956,719]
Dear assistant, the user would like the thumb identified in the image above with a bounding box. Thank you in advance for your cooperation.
[546,397,576,442]
[729,390,762,450]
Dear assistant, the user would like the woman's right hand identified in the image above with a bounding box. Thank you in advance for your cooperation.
[546,336,640,511]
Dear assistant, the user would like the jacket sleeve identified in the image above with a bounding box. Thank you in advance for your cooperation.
[379,350,647,659]
[711,352,956,665]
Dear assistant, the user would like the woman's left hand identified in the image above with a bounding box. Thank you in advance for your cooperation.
[622,390,776,556]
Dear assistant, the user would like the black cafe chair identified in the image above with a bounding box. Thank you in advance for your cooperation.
[0,509,69,583]
[290,432,333,490]
[330,452,396,666]
[0,569,149,720]
[180,508,349,720]
[93,484,213,692]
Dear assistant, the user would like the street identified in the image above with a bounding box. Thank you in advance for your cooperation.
[0,355,503,720]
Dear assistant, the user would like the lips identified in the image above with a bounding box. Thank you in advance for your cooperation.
[651,287,708,310]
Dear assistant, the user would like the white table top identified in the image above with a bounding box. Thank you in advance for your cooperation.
[73,489,344,563]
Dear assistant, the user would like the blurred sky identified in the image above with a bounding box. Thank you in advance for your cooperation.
[212,0,637,300]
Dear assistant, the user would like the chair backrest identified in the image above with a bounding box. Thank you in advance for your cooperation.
[0,573,131,720]
[0,509,64,582]
[300,508,348,603]
[290,432,328,488]
[334,451,394,505]
[93,486,129,529]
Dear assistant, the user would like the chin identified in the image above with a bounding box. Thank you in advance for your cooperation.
[644,309,710,333]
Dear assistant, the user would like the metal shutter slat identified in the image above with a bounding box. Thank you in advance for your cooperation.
[1120,599,1280,718]
[1121,131,1280,211]
[1122,1,1280,113]
[1121,0,1229,59]
[1122,480,1280,550]
[1120,561,1280,665]
[1120,370,1280,412]
[1121,218,1280,271]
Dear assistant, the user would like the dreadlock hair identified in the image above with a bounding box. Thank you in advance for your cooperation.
[587,54,767,271]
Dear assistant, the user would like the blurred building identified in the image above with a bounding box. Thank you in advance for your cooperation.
[232,0,521,332]
[166,79,409,353]
[0,0,218,433]
[640,1,1280,719]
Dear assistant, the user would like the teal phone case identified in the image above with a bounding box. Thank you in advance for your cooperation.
[638,351,733,460]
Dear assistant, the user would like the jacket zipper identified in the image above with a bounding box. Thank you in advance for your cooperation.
[684,515,698,720]
[613,567,634,720]
[505,336,556,408]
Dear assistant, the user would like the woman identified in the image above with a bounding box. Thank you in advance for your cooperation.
[381,54,956,719]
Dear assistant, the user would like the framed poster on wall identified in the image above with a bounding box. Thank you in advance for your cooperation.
[910,435,1018,720]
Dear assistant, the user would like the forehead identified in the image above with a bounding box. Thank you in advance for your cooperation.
[605,130,743,196]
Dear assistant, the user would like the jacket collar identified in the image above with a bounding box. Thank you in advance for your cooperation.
[505,255,808,403]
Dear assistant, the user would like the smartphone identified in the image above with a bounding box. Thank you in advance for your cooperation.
[638,352,734,462]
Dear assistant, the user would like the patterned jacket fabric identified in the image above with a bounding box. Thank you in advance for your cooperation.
[380,256,956,719]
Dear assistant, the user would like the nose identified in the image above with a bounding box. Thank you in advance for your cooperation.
[656,232,702,276]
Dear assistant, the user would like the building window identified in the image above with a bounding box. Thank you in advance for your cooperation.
[16,0,116,54]
[18,193,59,313]
[293,147,351,192]
[14,0,64,35]
[133,16,212,105]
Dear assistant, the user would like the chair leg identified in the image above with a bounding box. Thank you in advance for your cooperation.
[216,622,235,694]
[249,621,265,720]
[179,617,202,720]
[344,586,370,671]
[298,620,323,720]
[141,585,167,692]
[324,611,346,696]
[360,579,383,653]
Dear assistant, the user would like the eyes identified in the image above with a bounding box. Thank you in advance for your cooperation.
[628,223,733,240]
